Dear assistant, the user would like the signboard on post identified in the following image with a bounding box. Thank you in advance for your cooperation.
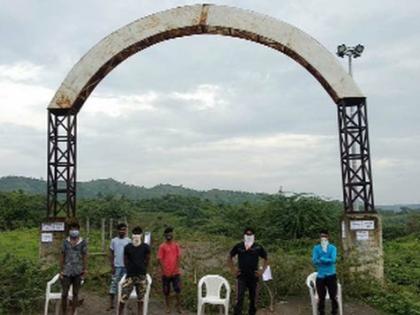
[39,218,67,267]
[41,222,65,232]
[350,220,375,230]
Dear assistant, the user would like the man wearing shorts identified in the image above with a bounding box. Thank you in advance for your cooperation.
[60,221,88,315]
[118,226,151,315]
[157,227,182,314]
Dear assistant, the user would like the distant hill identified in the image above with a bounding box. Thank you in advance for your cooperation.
[0,176,269,205]
[377,204,420,212]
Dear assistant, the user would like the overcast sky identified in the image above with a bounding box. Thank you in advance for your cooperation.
[0,0,419,204]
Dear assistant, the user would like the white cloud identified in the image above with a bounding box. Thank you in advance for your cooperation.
[85,91,159,117]
[0,62,44,82]
[0,77,51,129]
[171,84,229,111]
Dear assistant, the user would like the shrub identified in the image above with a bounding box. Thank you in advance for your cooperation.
[0,254,54,314]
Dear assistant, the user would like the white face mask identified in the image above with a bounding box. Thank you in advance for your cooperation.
[132,234,142,247]
[244,234,255,248]
[320,237,329,252]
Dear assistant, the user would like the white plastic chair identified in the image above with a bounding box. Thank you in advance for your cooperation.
[44,273,82,315]
[306,272,343,315]
[197,275,230,315]
[117,273,152,315]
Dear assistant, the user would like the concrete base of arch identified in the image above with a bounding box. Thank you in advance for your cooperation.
[341,213,384,280]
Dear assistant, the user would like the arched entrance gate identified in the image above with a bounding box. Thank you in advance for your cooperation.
[44,4,381,275]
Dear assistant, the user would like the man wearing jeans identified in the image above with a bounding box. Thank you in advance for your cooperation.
[228,227,268,315]
[107,223,131,310]
[312,229,338,315]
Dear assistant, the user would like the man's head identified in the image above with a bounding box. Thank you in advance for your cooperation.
[244,227,255,237]
[164,227,174,242]
[319,229,329,240]
[132,226,143,247]
[68,222,80,239]
[117,223,127,238]
[243,227,255,246]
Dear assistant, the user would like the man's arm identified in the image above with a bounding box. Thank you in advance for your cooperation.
[82,253,88,277]
[227,244,240,276]
[257,246,269,277]
[124,247,129,268]
[82,242,88,277]
[176,244,181,267]
[109,249,115,273]
[227,254,238,276]
[312,247,320,266]
[145,252,151,268]
[59,253,65,277]
[157,245,164,272]
[319,246,337,264]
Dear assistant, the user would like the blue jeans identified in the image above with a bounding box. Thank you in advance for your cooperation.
[109,267,126,295]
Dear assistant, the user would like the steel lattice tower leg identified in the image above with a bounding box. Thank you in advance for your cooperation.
[47,109,77,218]
[337,97,375,213]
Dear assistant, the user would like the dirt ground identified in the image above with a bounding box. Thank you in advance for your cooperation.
[43,291,384,315]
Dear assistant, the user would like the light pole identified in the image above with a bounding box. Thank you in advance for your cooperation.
[336,44,364,76]
[337,44,365,211]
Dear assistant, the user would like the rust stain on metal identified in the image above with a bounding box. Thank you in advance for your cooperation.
[55,94,72,108]
[199,4,209,25]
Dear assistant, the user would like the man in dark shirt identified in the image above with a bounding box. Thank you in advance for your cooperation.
[228,227,268,315]
[118,226,151,315]
[60,221,88,315]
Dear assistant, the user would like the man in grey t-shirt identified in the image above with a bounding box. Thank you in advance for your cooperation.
[107,223,131,310]
[60,221,88,315]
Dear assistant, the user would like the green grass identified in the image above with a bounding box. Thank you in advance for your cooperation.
[0,228,39,261]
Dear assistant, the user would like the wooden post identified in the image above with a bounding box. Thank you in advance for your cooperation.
[86,217,90,242]
[124,216,128,232]
[109,218,113,239]
[101,218,106,254]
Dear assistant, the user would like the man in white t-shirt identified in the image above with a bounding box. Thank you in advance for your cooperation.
[107,223,131,310]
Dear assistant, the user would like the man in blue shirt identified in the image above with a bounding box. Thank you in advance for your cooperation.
[312,229,338,315]
[108,223,131,310]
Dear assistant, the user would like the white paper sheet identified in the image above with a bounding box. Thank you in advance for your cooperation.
[144,232,151,245]
[41,222,65,232]
[356,231,369,241]
[350,220,375,230]
[262,265,273,282]
[41,233,53,242]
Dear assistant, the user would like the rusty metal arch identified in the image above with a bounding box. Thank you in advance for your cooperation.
[46,4,374,218]
[48,4,364,112]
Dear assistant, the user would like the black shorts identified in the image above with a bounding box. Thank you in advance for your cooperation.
[162,275,181,296]
[61,275,82,298]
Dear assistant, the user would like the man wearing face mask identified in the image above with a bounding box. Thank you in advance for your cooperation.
[107,223,131,310]
[228,227,268,315]
[157,227,182,314]
[119,226,150,315]
[60,221,88,315]
[312,229,338,315]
